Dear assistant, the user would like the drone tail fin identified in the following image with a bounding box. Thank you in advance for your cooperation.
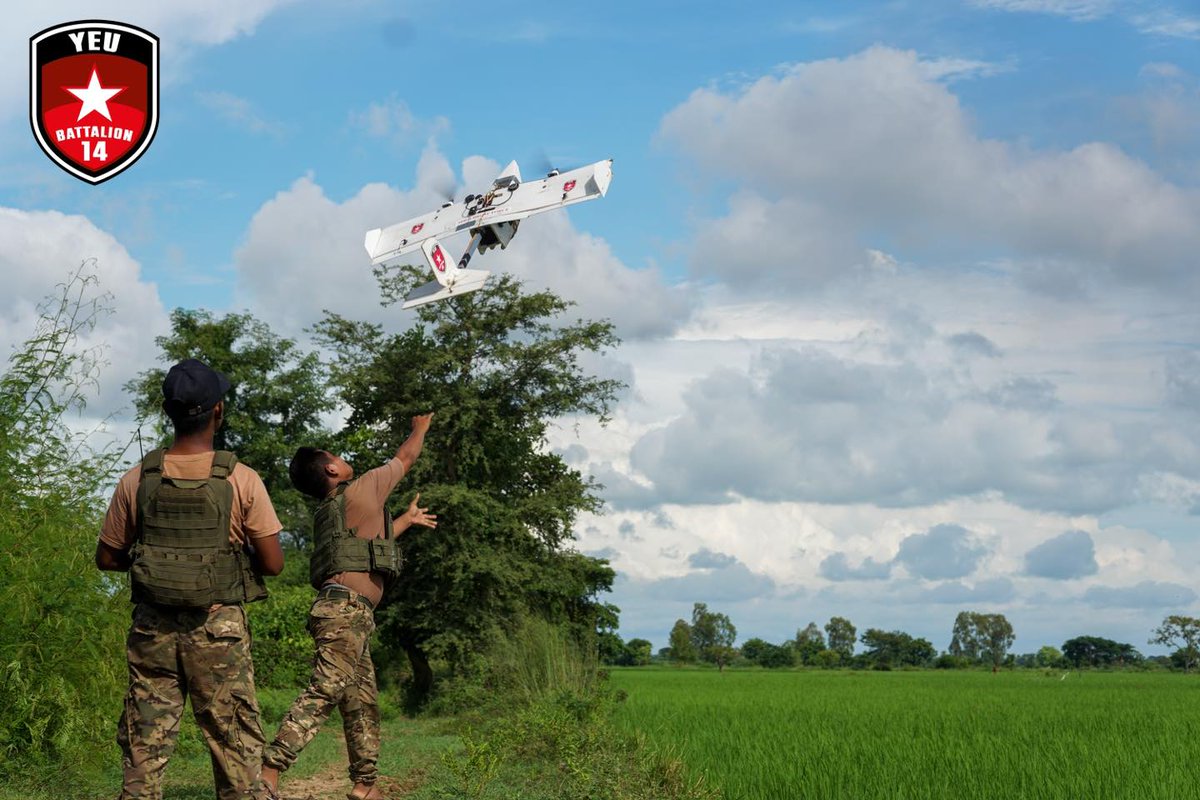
[422,237,459,288]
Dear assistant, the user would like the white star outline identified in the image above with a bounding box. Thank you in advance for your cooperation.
[63,67,125,122]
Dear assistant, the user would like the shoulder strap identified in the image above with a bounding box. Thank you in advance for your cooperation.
[210,450,238,479]
[139,448,165,478]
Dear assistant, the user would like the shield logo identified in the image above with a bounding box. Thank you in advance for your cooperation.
[30,20,159,184]
[563,180,576,192]
[411,223,424,234]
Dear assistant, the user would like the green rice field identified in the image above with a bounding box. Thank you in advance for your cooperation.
[609,668,1200,800]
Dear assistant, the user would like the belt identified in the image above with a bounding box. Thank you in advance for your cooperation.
[315,585,375,611]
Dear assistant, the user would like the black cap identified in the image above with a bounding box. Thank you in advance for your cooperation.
[161,358,230,418]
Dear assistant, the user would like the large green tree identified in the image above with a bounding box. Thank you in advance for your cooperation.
[314,267,622,701]
[126,308,333,544]
[689,602,737,670]
[825,616,857,661]
[950,611,1015,671]
[860,629,936,668]
[668,619,696,663]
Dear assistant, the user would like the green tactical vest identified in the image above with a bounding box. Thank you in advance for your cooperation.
[130,449,269,607]
[309,483,402,589]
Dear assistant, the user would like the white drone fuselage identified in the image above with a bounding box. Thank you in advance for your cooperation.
[364,158,613,308]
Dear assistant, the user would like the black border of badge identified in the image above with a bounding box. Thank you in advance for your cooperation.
[29,20,160,185]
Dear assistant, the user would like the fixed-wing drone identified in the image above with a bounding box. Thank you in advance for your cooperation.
[364,158,613,308]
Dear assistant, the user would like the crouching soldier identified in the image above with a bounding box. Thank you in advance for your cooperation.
[261,413,436,800]
[95,358,285,800]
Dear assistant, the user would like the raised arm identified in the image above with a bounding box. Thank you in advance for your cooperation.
[394,413,434,474]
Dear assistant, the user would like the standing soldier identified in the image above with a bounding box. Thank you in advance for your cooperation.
[95,359,285,800]
[260,413,435,800]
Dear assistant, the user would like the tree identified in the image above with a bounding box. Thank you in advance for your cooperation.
[623,638,653,666]
[1150,616,1200,673]
[795,622,826,665]
[740,637,769,664]
[668,619,696,663]
[949,611,1015,671]
[825,616,857,660]
[860,629,936,668]
[689,602,737,671]
[316,269,623,702]
[1036,646,1064,668]
[1061,636,1143,668]
[126,309,333,545]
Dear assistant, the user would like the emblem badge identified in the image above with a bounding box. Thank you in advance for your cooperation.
[30,20,159,184]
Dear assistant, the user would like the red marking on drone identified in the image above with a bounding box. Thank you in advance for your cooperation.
[563,180,576,192]
[431,245,447,272]
[411,223,424,234]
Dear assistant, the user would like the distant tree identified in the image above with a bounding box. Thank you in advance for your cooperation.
[949,612,982,661]
[740,637,770,664]
[949,611,1015,671]
[861,629,936,668]
[825,616,857,659]
[1150,616,1200,673]
[669,619,696,663]
[623,638,653,667]
[795,622,826,665]
[758,643,795,669]
[690,603,737,671]
[1036,645,1064,669]
[814,649,841,668]
[1062,636,1143,668]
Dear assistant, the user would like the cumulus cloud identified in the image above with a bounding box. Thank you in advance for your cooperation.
[908,577,1015,605]
[819,552,892,581]
[637,560,776,604]
[894,524,988,580]
[660,46,1200,295]
[0,208,169,419]
[234,147,687,340]
[1083,580,1198,608]
[1024,530,1099,579]
[688,548,738,569]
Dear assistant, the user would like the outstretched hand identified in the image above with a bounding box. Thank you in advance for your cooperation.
[412,412,434,435]
[403,492,438,530]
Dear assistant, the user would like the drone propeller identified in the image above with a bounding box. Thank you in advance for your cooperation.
[429,172,457,206]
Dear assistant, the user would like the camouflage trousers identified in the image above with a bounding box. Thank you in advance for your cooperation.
[117,602,266,800]
[262,594,379,785]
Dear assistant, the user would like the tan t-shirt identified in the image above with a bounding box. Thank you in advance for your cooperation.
[99,451,282,551]
[325,458,407,607]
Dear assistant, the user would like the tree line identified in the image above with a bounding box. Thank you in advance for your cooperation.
[598,604,1200,672]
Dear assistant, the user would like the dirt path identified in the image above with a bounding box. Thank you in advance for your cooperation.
[273,737,428,800]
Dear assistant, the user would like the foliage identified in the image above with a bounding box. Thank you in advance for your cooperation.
[949,611,1015,671]
[245,583,318,688]
[824,616,856,659]
[689,603,737,670]
[1036,645,1065,669]
[860,628,936,668]
[0,266,128,782]
[668,620,696,663]
[1061,636,1143,668]
[794,622,826,665]
[125,308,334,544]
[1149,616,1200,673]
[315,268,622,704]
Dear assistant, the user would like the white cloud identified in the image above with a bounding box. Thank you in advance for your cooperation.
[0,207,170,420]
[196,90,285,137]
[660,46,1200,295]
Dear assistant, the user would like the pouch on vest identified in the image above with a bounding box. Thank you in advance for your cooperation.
[309,484,402,589]
[131,449,269,607]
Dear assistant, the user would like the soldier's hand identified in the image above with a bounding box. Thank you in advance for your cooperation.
[412,412,434,434]
[405,492,438,530]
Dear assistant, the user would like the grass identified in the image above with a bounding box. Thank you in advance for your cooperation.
[608,668,1200,800]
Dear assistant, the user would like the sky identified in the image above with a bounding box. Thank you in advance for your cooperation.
[3,0,1199,656]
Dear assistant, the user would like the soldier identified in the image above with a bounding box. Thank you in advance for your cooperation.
[260,413,435,800]
[95,359,285,800]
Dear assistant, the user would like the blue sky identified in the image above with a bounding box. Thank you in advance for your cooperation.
[3,0,1200,656]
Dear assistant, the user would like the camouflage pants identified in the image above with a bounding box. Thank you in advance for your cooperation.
[117,602,265,800]
[262,596,379,785]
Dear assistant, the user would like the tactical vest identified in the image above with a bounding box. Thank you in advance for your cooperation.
[130,449,269,607]
[309,483,402,589]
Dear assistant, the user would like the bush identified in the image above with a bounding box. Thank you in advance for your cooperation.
[0,267,129,784]
[247,583,318,688]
